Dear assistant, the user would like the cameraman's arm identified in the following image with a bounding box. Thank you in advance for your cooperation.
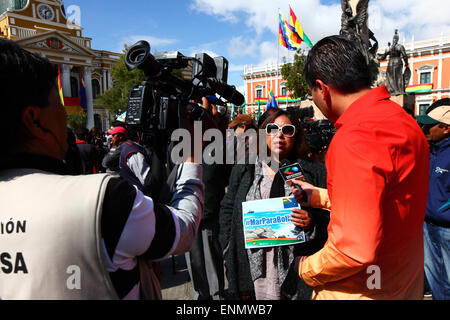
[127,152,151,187]
[102,145,122,171]
[161,162,204,256]
[101,162,203,263]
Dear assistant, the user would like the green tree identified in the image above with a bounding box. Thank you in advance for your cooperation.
[67,111,87,133]
[95,49,146,116]
[280,50,309,99]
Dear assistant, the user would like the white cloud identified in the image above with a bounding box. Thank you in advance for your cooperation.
[119,35,177,52]
[229,63,246,72]
[370,0,450,46]
[190,0,450,68]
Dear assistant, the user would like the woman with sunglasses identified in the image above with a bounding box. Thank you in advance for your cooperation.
[219,109,330,300]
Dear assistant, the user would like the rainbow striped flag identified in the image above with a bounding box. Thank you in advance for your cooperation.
[279,10,296,51]
[57,65,65,107]
[289,6,313,48]
[267,85,279,110]
[406,83,433,94]
[280,10,301,49]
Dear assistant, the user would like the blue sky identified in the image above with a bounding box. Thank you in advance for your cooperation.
[64,0,450,93]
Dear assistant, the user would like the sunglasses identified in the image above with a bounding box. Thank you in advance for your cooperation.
[265,123,296,138]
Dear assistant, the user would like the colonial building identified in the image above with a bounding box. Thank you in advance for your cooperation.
[378,34,450,115]
[0,0,120,130]
[242,63,325,120]
[243,33,450,120]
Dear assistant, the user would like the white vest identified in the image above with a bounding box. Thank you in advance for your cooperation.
[0,169,118,300]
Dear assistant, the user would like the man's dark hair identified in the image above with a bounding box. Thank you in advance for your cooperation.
[112,120,126,128]
[75,127,89,141]
[427,98,450,114]
[0,39,58,155]
[304,35,371,94]
[126,126,140,142]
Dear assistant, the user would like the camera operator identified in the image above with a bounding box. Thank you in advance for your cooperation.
[0,39,211,300]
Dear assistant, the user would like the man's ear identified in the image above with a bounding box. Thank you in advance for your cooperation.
[315,80,331,105]
[444,125,450,136]
[21,106,45,139]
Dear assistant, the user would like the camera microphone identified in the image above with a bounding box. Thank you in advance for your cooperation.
[206,78,245,106]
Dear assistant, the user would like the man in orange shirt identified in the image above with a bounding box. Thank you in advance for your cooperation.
[290,36,430,299]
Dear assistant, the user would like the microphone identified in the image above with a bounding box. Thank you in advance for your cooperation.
[278,159,308,203]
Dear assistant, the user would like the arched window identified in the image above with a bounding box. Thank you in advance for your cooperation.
[92,79,101,100]
[70,77,79,97]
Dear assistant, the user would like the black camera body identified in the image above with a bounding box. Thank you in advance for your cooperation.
[304,119,336,152]
[124,40,244,144]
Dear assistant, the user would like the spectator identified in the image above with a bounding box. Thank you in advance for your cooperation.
[102,126,126,175]
[119,126,153,196]
[417,99,450,300]
[226,114,257,164]
[289,35,429,299]
[219,109,329,300]
[75,127,96,174]
[0,39,210,300]
[64,127,83,175]
[185,162,231,300]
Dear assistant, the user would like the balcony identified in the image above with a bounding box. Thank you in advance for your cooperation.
[70,36,91,48]
[11,26,37,39]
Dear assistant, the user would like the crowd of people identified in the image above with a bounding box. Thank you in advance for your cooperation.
[0,35,449,301]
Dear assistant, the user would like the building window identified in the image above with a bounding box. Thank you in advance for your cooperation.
[281,87,287,96]
[256,89,263,99]
[71,77,79,97]
[94,114,102,130]
[419,104,430,116]
[92,79,101,100]
[420,72,431,84]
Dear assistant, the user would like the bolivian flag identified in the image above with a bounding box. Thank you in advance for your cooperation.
[289,6,313,48]
[406,83,433,94]
[57,65,65,106]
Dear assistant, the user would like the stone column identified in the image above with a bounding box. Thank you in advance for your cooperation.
[84,67,95,130]
[102,69,108,93]
[61,64,72,97]
[107,69,113,90]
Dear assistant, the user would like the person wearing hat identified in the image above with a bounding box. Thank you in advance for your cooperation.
[417,99,450,300]
[102,126,127,175]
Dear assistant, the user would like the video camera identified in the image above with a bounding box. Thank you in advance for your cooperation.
[124,40,244,146]
[304,120,336,153]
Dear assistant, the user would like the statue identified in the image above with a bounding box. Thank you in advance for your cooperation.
[377,30,411,96]
[340,0,379,83]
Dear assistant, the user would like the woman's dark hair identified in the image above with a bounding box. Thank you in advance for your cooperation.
[304,35,371,94]
[258,109,310,160]
[1,39,58,154]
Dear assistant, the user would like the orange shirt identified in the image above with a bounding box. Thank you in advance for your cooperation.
[299,86,430,300]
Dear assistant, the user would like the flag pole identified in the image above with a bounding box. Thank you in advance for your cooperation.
[277,8,280,109]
